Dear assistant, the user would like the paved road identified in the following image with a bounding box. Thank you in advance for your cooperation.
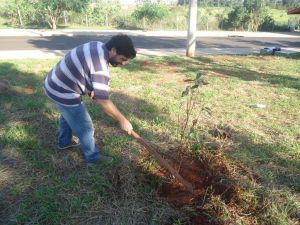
[0,35,299,51]
[0,31,299,58]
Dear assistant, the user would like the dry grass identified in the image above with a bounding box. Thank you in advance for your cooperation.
[0,54,299,224]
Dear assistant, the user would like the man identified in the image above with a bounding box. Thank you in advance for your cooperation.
[44,34,136,164]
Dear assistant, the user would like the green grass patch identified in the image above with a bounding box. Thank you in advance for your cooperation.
[0,55,299,224]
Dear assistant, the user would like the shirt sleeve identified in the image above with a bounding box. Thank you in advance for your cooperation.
[91,71,110,100]
[90,42,110,100]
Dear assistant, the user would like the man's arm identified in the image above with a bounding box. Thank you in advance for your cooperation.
[96,99,133,134]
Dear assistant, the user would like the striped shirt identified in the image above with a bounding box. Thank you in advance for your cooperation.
[44,41,110,106]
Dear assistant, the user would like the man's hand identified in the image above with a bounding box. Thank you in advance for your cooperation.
[88,91,95,101]
[96,99,133,135]
[119,118,133,135]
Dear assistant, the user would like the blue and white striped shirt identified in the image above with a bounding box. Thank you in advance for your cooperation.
[44,41,110,106]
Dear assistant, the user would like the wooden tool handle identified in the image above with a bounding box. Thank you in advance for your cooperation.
[130,130,194,193]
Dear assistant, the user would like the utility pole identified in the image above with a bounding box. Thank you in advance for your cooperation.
[186,0,197,57]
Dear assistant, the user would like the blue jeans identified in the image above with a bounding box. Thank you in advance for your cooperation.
[52,101,100,163]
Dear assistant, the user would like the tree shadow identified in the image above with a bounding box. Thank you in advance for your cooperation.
[121,54,296,92]
[232,37,300,48]
[202,60,300,90]
[228,129,300,192]
[276,31,300,37]
[0,61,178,224]
[121,55,209,75]
[137,54,298,92]
[275,52,300,59]
[117,56,158,74]
[1,56,299,224]
[0,62,58,222]
[28,35,188,51]
[26,35,270,52]
[25,34,300,60]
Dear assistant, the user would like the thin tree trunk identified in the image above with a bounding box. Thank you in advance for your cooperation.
[143,17,146,29]
[46,19,52,29]
[206,18,209,31]
[105,0,109,27]
[63,11,68,25]
[105,12,108,27]
[52,21,57,30]
[51,17,57,30]
[17,6,23,27]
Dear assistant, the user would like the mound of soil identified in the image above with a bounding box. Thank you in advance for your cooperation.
[158,154,239,225]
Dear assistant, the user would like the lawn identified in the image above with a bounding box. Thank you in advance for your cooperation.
[0,54,299,225]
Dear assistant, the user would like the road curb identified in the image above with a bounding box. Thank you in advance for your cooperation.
[0,29,300,38]
[0,47,299,59]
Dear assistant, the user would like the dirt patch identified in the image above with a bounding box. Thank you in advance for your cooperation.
[139,61,177,73]
[0,81,35,95]
[157,153,240,225]
[0,81,10,92]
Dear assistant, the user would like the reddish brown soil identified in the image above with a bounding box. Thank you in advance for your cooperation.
[139,61,177,73]
[159,155,238,225]
[23,86,35,95]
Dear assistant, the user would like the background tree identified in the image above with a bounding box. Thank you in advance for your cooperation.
[133,1,169,29]
[177,0,188,5]
[259,14,276,31]
[0,0,298,31]
[225,0,271,31]
[225,4,247,30]
[282,0,300,8]
[244,0,267,31]
[37,0,91,29]
[86,2,121,28]
[2,0,25,27]
[2,0,44,28]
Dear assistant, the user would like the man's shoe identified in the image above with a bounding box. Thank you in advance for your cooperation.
[57,140,80,150]
[87,155,113,166]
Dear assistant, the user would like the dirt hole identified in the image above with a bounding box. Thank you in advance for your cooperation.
[157,153,240,225]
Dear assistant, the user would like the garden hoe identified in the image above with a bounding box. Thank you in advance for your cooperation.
[130,130,194,193]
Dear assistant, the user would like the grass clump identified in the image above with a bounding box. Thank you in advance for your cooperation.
[0,54,299,224]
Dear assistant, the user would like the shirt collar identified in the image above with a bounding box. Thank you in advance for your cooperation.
[102,44,109,62]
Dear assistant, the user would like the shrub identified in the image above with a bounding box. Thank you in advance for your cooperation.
[259,15,275,31]
[224,5,247,30]
[132,2,169,29]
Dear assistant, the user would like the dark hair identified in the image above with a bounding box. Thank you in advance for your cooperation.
[105,34,136,59]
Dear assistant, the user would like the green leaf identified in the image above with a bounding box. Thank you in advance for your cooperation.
[181,86,191,97]
[191,84,199,89]
[201,80,209,85]
[196,72,202,80]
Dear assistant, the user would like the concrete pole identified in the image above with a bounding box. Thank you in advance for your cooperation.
[186,0,197,57]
